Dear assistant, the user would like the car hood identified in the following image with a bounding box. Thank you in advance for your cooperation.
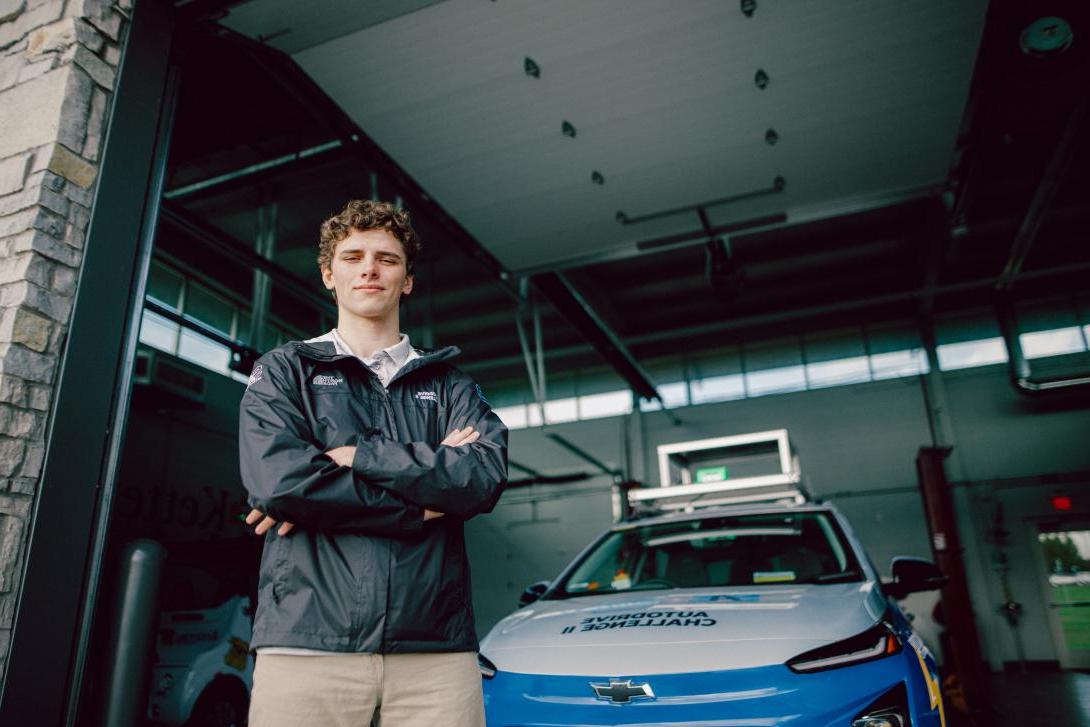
[479,583,887,676]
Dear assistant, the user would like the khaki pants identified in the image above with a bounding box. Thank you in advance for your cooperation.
[248,652,485,727]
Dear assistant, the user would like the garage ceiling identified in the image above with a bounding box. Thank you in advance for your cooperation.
[220,0,988,272]
[165,0,1090,395]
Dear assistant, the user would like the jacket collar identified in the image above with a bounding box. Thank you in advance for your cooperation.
[292,339,460,384]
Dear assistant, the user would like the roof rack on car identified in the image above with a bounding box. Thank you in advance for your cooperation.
[626,429,808,518]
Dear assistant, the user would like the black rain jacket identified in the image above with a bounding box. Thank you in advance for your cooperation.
[238,338,508,653]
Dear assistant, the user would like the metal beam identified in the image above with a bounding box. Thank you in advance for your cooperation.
[508,460,543,478]
[163,139,343,200]
[159,202,337,319]
[461,258,1090,374]
[531,272,660,402]
[995,98,1087,292]
[918,198,952,317]
[916,448,991,721]
[512,186,935,276]
[545,432,620,478]
[995,296,1090,394]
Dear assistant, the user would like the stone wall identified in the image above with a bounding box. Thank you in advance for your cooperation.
[0,0,130,680]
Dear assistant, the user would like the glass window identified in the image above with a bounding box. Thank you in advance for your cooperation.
[236,310,251,342]
[937,338,1008,371]
[1021,327,1087,359]
[806,356,870,388]
[552,511,861,598]
[746,365,807,397]
[185,282,236,337]
[139,309,180,353]
[178,329,231,373]
[494,405,528,430]
[527,404,544,427]
[690,373,745,404]
[545,397,578,424]
[146,261,184,311]
[871,349,929,380]
[579,390,632,420]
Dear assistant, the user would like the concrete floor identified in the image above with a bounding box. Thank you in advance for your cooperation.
[967,672,1090,726]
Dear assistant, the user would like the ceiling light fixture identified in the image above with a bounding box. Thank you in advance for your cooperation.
[765,128,779,145]
[524,57,541,78]
[1019,17,1074,57]
[562,121,577,138]
[754,69,769,89]
[591,171,605,185]
[741,0,756,19]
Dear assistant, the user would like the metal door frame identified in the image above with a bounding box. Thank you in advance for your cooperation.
[1028,516,1090,670]
[0,1,177,724]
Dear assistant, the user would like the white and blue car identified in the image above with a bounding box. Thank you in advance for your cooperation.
[478,501,947,726]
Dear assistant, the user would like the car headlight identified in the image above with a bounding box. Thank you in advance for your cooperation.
[851,683,909,727]
[852,714,904,727]
[478,653,497,680]
[785,619,901,673]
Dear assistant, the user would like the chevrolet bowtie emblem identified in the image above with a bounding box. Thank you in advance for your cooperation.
[590,679,655,704]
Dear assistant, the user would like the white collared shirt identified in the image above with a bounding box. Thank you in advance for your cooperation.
[319,329,421,388]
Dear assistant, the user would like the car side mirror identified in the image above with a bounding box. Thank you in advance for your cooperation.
[519,580,550,608]
[885,557,948,599]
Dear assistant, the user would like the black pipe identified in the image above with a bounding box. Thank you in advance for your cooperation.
[995,295,1090,395]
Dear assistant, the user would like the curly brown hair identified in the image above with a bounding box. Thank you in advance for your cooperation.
[318,199,422,274]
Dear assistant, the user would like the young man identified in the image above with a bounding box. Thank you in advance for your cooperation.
[238,199,508,727]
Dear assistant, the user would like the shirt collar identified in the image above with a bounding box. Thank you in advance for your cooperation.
[329,329,414,367]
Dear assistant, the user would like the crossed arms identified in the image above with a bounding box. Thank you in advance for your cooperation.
[238,352,508,537]
[246,426,479,535]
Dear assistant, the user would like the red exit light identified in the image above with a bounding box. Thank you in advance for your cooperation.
[1051,495,1073,511]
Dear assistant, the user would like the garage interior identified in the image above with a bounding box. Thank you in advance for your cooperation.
[63,0,1090,724]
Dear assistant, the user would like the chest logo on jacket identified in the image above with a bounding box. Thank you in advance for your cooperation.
[312,374,344,386]
[415,391,438,402]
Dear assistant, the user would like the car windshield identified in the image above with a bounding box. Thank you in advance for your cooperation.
[552,511,862,598]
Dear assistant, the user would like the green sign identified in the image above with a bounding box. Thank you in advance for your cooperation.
[695,466,729,483]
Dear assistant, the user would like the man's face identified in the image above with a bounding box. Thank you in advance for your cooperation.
[321,228,413,322]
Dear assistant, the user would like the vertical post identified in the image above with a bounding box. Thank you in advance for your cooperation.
[101,540,166,727]
[918,319,963,478]
[916,447,990,722]
[0,1,177,723]
[249,200,277,352]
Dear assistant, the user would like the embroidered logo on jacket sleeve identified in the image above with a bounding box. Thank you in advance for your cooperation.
[247,364,264,388]
[475,383,489,406]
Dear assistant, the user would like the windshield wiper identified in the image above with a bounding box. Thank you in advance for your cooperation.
[805,570,864,584]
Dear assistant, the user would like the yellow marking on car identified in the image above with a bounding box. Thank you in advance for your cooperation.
[908,634,945,725]
[225,637,249,671]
